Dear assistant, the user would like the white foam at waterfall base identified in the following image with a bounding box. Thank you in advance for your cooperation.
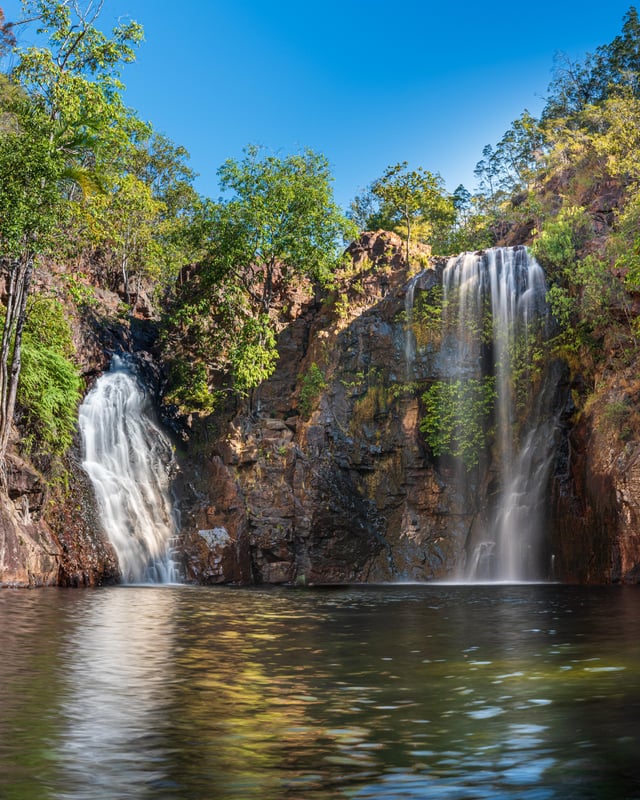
[79,355,178,584]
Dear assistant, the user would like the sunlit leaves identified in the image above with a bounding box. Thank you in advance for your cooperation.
[17,296,82,456]
[0,104,64,257]
[216,145,356,294]
[530,206,592,275]
[368,162,455,258]
[229,316,278,395]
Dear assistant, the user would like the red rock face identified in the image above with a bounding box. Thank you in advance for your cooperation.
[177,234,640,586]
[552,394,640,584]
[177,234,474,584]
[0,453,118,587]
[0,506,59,587]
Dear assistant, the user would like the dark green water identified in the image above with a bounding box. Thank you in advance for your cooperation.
[0,584,639,799]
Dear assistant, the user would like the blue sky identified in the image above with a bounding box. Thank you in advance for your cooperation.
[2,1,638,208]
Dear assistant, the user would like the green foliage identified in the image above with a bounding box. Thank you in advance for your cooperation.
[446,206,496,253]
[530,206,592,275]
[62,273,97,309]
[387,380,422,400]
[602,398,632,439]
[0,103,65,258]
[420,377,496,469]
[164,146,354,409]
[0,0,152,467]
[77,171,165,297]
[229,316,279,394]
[298,363,327,418]
[474,112,543,207]
[348,190,380,231]
[546,285,576,335]
[543,7,640,120]
[611,186,640,290]
[412,285,445,348]
[574,255,620,330]
[546,255,618,357]
[508,325,549,413]
[17,296,82,456]
[14,0,144,144]
[164,360,219,417]
[351,162,456,258]
[215,145,356,299]
[68,131,200,297]
[369,162,456,258]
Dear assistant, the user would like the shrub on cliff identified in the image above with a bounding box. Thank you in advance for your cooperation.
[17,297,82,458]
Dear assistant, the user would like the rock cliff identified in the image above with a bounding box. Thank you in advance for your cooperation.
[551,360,640,583]
[3,232,640,587]
[174,236,501,583]
[177,233,640,585]
[0,273,135,587]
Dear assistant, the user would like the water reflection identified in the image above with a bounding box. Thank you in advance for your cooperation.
[56,588,177,798]
[0,585,638,798]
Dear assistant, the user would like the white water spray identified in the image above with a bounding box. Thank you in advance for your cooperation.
[79,356,178,583]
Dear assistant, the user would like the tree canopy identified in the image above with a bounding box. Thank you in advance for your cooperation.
[350,162,455,260]
[163,146,355,409]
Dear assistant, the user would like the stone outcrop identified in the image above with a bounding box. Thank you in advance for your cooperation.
[552,363,640,583]
[178,233,472,583]
[0,448,118,587]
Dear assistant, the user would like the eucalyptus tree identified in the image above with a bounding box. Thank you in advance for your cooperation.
[0,0,143,470]
[73,131,201,304]
[543,7,640,121]
[369,162,455,263]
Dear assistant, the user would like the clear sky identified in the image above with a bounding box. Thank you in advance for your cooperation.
[2,1,638,208]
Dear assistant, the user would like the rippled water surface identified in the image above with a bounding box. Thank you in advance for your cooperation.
[0,584,639,799]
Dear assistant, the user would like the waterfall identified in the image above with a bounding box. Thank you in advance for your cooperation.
[404,274,420,378]
[79,356,178,584]
[440,246,555,581]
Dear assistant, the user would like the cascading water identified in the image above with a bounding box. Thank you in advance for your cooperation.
[404,274,421,378]
[79,355,178,584]
[439,246,556,581]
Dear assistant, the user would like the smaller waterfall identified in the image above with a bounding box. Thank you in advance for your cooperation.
[404,274,420,378]
[79,356,178,584]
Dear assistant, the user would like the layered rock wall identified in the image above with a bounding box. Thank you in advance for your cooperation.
[179,234,475,583]
[178,234,640,585]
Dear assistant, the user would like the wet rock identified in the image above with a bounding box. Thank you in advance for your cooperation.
[0,503,60,587]
[46,451,120,587]
[177,234,467,584]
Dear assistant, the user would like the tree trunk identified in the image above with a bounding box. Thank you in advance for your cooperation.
[0,259,19,414]
[121,250,130,307]
[0,253,34,482]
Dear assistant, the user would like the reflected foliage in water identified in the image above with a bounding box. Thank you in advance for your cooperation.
[0,584,639,798]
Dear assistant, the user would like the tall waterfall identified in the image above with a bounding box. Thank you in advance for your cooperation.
[79,356,178,584]
[440,246,555,581]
